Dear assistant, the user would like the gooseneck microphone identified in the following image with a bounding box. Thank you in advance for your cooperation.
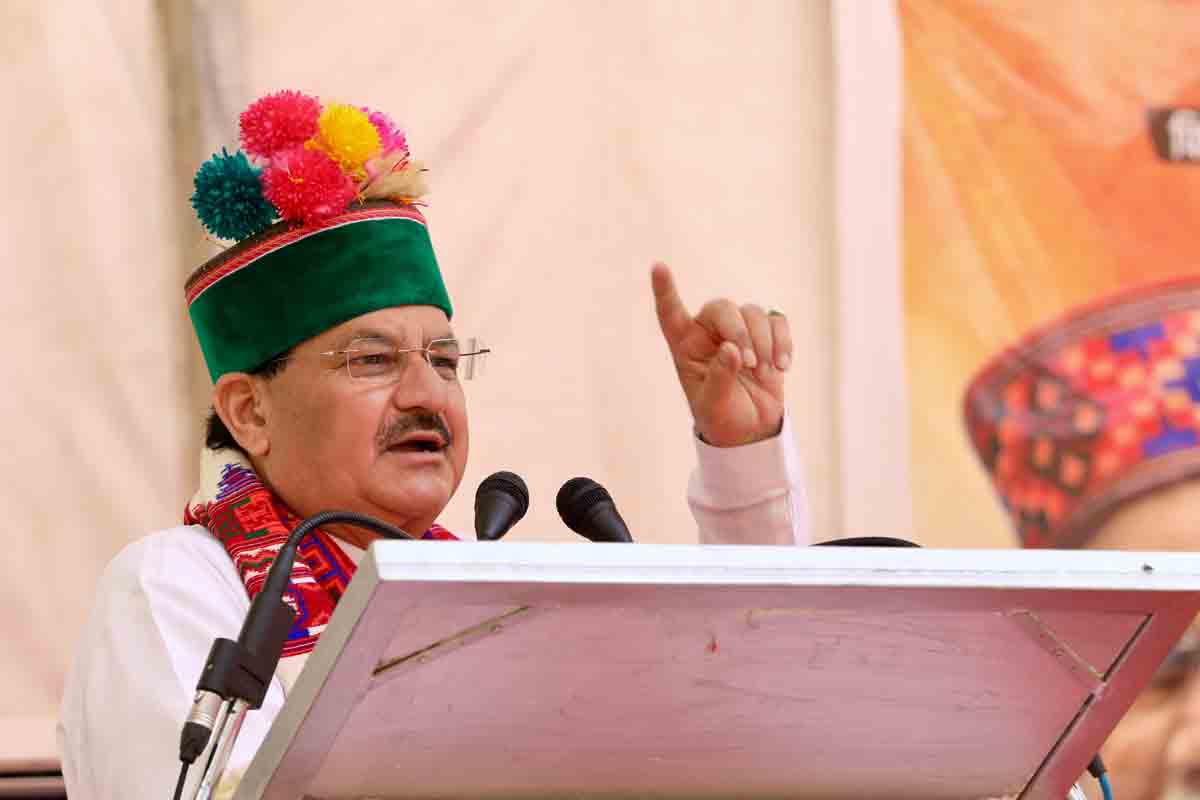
[556,477,634,542]
[176,511,413,800]
[474,471,530,541]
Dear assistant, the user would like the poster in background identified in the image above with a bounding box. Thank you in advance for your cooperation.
[899,0,1200,547]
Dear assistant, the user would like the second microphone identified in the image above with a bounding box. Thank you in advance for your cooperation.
[556,477,634,542]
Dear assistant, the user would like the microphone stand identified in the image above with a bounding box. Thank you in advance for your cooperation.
[192,698,247,800]
[179,511,413,800]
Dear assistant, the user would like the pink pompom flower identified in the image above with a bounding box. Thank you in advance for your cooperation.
[240,90,321,159]
[362,107,408,155]
[261,146,356,225]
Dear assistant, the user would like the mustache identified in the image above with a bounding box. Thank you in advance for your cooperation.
[375,412,453,451]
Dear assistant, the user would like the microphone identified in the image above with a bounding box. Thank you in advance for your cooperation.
[556,477,634,542]
[474,471,529,540]
[178,511,414,785]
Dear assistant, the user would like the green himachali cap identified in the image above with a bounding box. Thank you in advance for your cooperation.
[184,89,451,381]
[186,201,451,380]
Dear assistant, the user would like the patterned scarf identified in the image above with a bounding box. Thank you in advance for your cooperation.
[185,448,457,658]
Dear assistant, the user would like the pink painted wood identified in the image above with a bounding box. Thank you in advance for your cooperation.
[235,544,1200,800]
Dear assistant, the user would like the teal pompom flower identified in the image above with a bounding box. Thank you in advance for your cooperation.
[191,148,277,241]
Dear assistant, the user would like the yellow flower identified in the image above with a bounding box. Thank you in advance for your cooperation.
[309,103,381,177]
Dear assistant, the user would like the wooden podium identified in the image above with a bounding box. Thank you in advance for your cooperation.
[231,543,1200,799]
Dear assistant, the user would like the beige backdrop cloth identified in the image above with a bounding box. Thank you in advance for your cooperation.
[0,0,837,769]
[0,2,197,771]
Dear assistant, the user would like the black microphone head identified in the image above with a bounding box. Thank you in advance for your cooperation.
[556,477,632,541]
[474,471,529,540]
[556,477,610,534]
[477,470,530,513]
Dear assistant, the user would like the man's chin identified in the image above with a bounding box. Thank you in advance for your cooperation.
[368,486,454,532]
[364,457,459,526]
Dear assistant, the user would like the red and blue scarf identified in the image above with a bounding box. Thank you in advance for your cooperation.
[185,449,456,658]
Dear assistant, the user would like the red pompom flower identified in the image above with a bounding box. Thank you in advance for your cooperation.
[261,146,355,225]
[240,90,321,159]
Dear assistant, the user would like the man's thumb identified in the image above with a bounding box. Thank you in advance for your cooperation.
[708,341,743,390]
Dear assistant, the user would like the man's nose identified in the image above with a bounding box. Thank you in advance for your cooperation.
[390,352,449,412]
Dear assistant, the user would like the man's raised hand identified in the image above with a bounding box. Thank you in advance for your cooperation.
[651,262,791,447]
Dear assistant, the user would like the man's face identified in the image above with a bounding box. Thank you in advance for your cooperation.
[1083,481,1200,800]
[254,305,469,541]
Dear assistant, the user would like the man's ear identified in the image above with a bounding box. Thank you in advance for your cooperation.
[212,372,271,457]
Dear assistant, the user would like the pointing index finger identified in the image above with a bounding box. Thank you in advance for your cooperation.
[651,262,691,344]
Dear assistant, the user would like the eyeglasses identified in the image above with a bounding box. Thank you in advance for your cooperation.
[287,336,490,382]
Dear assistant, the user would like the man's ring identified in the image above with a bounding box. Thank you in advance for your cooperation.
[768,309,785,318]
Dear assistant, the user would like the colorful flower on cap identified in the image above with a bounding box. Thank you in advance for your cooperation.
[191,90,428,240]
[309,103,381,177]
[190,149,277,241]
[261,146,356,226]
[239,90,321,159]
[362,108,407,154]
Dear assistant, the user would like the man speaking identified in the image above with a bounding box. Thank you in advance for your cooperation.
[57,90,809,798]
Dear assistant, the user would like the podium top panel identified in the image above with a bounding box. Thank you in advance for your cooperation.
[236,544,1200,800]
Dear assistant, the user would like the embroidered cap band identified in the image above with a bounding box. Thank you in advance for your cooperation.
[964,275,1200,548]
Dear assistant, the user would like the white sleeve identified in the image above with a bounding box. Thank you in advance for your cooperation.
[687,412,811,545]
[57,528,286,800]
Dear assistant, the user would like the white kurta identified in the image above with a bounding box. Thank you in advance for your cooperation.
[58,421,809,799]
